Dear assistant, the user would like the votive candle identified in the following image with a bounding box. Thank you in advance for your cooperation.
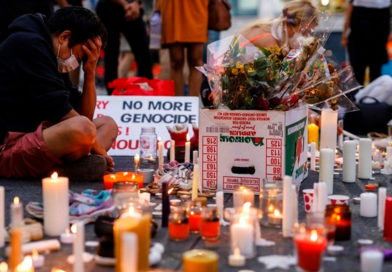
[183,249,218,272]
[361,249,383,272]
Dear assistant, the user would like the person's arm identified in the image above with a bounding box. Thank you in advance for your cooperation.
[341,2,353,48]
[55,0,70,8]
[110,0,141,21]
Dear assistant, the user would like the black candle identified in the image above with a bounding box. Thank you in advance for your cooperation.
[162,181,170,227]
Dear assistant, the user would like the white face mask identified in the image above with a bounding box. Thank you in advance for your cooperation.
[57,45,79,73]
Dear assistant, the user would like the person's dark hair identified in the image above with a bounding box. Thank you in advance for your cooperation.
[47,6,107,48]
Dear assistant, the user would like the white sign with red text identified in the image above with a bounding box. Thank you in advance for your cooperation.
[95,96,199,156]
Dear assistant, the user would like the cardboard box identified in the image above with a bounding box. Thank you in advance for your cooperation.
[199,105,308,192]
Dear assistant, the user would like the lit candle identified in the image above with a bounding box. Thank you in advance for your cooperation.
[71,222,85,272]
[268,209,283,225]
[0,186,4,247]
[60,228,73,244]
[310,142,316,171]
[228,247,245,267]
[319,108,337,151]
[319,148,334,195]
[134,154,140,171]
[360,192,377,217]
[158,137,164,171]
[0,262,7,272]
[358,138,372,179]
[183,249,218,272]
[115,172,144,188]
[361,249,383,272]
[294,229,327,272]
[139,192,151,206]
[282,176,294,237]
[230,215,254,258]
[308,122,319,150]
[10,196,24,229]
[9,228,22,271]
[185,134,191,163]
[32,249,44,268]
[161,181,170,227]
[170,140,175,162]
[233,186,254,209]
[343,140,357,183]
[103,174,117,190]
[42,172,69,236]
[16,255,33,272]
[114,207,151,271]
[192,164,200,201]
[193,150,199,164]
[121,232,137,272]
[325,204,351,241]
[378,187,387,230]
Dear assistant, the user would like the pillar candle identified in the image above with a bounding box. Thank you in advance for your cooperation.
[158,138,164,172]
[0,186,4,247]
[8,228,22,271]
[121,233,137,272]
[192,164,200,201]
[378,188,387,230]
[319,148,334,195]
[360,192,377,217]
[216,191,224,220]
[383,196,392,242]
[313,182,327,213]
[282,176,294,237]
[358,138,372,179]
[233,186,255,209]
[308,122,319,150]
[134,154,140,171]
[292,184,298,225]
[72,222,85,272]
[230,216,254,258]
[319,108,337,151]
[185,134,190,163]
[310,142,316,171]
[162,181,170,227]
[361,249,383,272]
[42,172,69,236]
[10,196,24,229]
[343,140,357,183]
[193,150,198,164]
[170,140,175,162]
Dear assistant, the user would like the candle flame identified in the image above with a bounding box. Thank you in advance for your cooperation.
[310,230,318,241]
[243,202,251,213]
[51,172,58,179]
[65,228,70,235]
[186,133,190,141]
[134,154,140,161]
[168,187,174,194]
[274,209,280,217]
[51,269,66,272]
[268,204,274,212]
[234,247,241,256]
[71,224,77,234]
[17,256,33,270]
[32,249,39,258]
[0,262,8,272]
[13,196,20,205]
[132,173,135,179]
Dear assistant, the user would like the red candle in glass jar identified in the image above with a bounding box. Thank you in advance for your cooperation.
[201,220,220,240]
[115,172,144,188]
[103,174,117,190]
[169,221,190,241]
[188,211,201,233]
[383,196,392,242]
[294,229,328,272]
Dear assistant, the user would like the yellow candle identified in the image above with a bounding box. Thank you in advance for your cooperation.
[308,123,319,149]
[114,208,151,271]
[9,228,22,271]
[183,249,218,272]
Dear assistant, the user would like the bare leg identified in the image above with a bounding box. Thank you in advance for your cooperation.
[187,43,204,96]
[168,43,185,96]
[93,115,118,151]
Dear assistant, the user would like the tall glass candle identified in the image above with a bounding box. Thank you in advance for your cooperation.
[42,172,69,236]
[183,249,218,272]
[320,108,337,151]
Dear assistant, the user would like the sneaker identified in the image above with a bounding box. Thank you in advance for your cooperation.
[52,154,107,181]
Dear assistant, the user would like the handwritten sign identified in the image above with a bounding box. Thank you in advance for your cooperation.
[95,96,199,156]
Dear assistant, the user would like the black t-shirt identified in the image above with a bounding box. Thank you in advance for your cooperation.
[0,14,81,143]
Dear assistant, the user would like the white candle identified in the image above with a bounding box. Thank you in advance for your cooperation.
[193,150,198,164]
[216,191,224,220]
[230,216,254,258]
[0,262,7,272]
[387,144,392,162]
[314,182,327,213]
[343,140,357,183]
[10,196,24,229]
[361,249,383,272]
[5,239,60,256]
[310,142,316,171]
[72,222,85,272]
[191,164,200,201]
[358,138,372,179]
[139,192,151,206]
[378,187,387,230]
[42,172,69,236]
[170,140,175,162]
[121,232,138,272]
[320,108,338,151]
[134,154,140,171]
[16,255,33,272]
[233,187,255,208]
[291,184,298,225]
[60,228,74,244]
[185,134,190,163]
[319,148,334,195]
[282,176,294,237]
[228,247,245,266]
[158,138,164,171]
[360,192,377,217]
[0,187,4,247]
[32,249,44,268]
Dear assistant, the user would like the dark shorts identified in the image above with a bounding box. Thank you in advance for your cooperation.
[0,123,62,178]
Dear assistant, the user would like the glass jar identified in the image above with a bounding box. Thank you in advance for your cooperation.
[169,206,189,241]
[186,201,202,233]
[325,204,351,241]
[259,183,282,228]
[233,186,255,209]
[112,182,139,216]
[139,127,157,169]
[307,211,336,244]
[200,205,220,241]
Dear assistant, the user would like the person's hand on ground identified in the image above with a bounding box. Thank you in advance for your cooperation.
[124,1,140,21]
[91,140,115,172]
[82,37,102,76]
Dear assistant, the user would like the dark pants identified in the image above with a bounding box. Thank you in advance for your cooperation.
[348,6,390,85]
[96,1,152,94]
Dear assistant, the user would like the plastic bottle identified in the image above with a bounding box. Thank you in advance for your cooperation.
[139,127,157,169]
